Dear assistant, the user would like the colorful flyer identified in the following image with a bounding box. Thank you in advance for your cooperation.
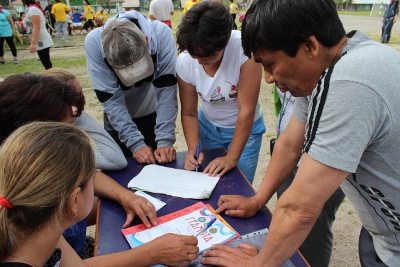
[122,202,239,253]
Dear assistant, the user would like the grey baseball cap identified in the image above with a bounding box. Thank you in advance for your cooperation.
[101,19,154,87]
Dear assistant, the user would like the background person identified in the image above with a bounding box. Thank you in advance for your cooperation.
[85,11,178,165]
[229,0,239,30]
[83,0,94,32]
[23,0,53,69]
[44,0,55,34]
[183,0,198,14]
[202,0,400,266]
[51,0,70,42]
[149,0,174,28]
[94,8,106,27]
[176,2,265,183]
[0,5,18,64]
[0,74,199,265]
[70,7,84,35]
[381,0,399,43]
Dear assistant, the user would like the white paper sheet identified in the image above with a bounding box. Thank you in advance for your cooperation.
[134,190,166,211]
[127,165,220,199]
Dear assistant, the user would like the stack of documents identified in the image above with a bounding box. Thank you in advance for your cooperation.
[127,165,220,199]
[121,202,240,253]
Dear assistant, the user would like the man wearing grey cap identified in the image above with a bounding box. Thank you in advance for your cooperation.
[85,11,178,164]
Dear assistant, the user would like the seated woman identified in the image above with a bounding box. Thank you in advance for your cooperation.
[0,121,199,267]
[0,73,199,262]
[176,2,265,183]
[42,68,127,171]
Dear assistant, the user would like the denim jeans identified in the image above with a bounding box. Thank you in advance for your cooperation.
[56,21,68,42]
[198,109,266,184]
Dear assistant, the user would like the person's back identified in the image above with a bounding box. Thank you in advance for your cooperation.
[183,0,198,14]
[149,0,174,27]
[51,2,69,22]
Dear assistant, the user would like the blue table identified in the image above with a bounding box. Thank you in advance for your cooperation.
[95,148,309,266]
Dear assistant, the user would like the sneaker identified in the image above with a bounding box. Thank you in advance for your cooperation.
[80,32,84,35]
[65,40,69,43]
[72,32,76,36]
[13,60,18,64]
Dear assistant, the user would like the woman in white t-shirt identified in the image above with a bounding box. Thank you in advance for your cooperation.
[23,0,53,69]
[176,2,265,184]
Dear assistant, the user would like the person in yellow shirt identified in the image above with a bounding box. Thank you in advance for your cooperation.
[83,0,94,32]
[94,8,106,27]
[229,0,239,30]
[183,0,199,14]
[51,0,71,42]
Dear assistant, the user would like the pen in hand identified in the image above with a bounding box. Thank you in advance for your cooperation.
[195,216,216,237]
[195,144,200,172]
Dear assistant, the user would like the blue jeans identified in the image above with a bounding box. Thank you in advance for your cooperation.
[198,110,266,184]
[56,21,68,42]
[381,17,394,43]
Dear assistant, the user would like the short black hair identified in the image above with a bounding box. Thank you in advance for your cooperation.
[177,2,232,57]
[242,0,345,58]
[0,73,85,144]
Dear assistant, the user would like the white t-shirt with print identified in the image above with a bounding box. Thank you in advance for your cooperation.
[24,6,54,50]
[176,30,262,128]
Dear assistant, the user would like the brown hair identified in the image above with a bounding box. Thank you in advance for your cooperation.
[0,121,95,260]
[42,67,77,87]
[0,73,85,143]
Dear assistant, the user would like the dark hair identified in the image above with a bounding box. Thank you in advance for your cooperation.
[84,0,90,5]
[242,0,345,58]
[19,12,25,17]
[22,0,46,14]
[177,2,232,57]
[0,73,85,144]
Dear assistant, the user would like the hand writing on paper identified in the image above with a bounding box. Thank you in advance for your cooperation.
[120,191,158,228]
[146,233,199,266]
[133,146,156,164]
[154,146,176,163]
[201,243,259,267]
[184,150,204,171]
[203,154,237,177]
[215,195,261,218]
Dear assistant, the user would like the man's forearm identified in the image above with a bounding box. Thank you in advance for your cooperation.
[255,137,302,206]
[254,196,319,267]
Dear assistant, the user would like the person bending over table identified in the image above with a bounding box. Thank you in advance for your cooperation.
[0,122,199,267]
[0,73,199,261]
[176,2,265,184]
[85,11,178,165]
[201,0,400,266]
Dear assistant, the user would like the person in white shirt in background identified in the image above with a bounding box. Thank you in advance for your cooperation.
[149,0,174,28]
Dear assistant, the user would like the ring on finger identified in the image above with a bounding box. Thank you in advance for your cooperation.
[147,201,151,206]
[188,253,191,261]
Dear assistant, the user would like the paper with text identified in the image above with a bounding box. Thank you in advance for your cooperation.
[122,202,239,253]
[134,190,166,211]
[127,165,220,199]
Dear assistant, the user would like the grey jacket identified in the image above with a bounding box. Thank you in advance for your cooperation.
[85,12,177,154]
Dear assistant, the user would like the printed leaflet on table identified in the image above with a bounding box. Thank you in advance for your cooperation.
[121,202,240,253]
